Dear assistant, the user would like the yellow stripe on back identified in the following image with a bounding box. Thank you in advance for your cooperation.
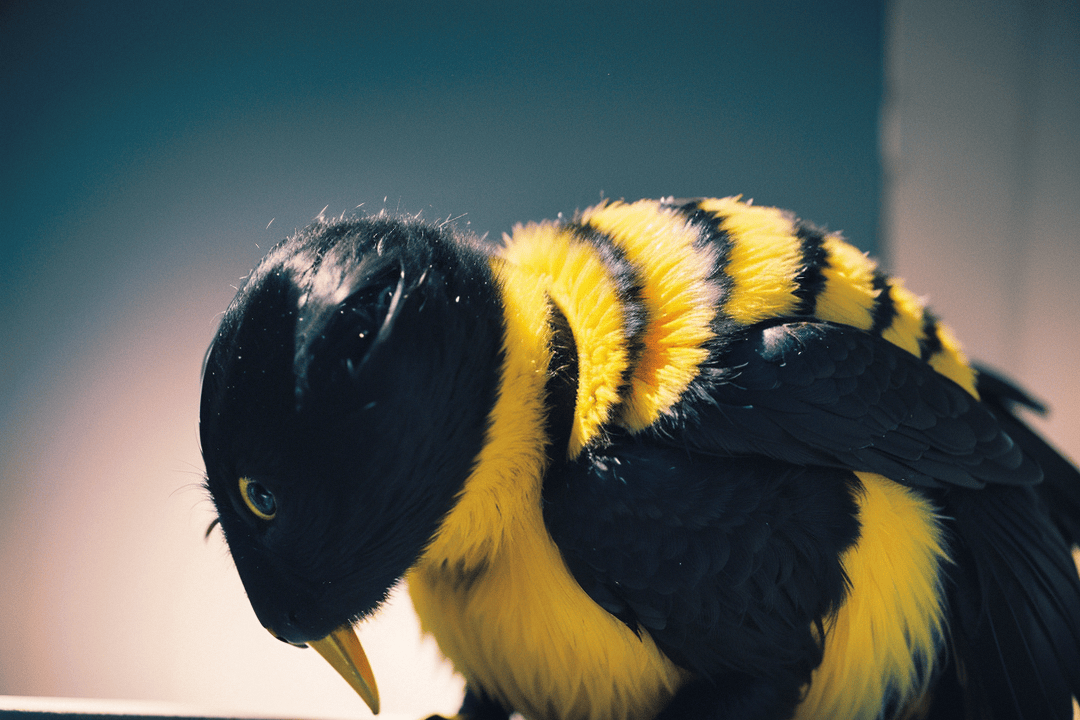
[502,221,632,458]
[816,234,878,331]
[880,278,927,360]
[878,278,979,398]
[699,197,978,398]
[699,197,803,324]
[928,322,977,397]
[580,199,719,430]
[795,472,947,720]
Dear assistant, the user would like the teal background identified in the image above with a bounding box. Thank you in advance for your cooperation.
[1,0,884,436]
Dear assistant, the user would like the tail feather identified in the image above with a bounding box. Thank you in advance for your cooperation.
[974,365,1080,545]
[924,366,1080,720]
[946,484,1080,720]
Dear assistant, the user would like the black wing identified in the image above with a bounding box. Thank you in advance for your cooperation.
[543,434,861,688]
[654,320,1041,489]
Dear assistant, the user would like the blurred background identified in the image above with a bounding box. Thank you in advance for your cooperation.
[0,0,1076,717]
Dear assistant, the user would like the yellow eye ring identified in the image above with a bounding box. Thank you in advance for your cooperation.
[239,477,277,520]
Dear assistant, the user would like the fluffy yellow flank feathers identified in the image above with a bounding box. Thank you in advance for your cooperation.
[580,199,719,430]
[795,473,947,720]
[410,521,689,720]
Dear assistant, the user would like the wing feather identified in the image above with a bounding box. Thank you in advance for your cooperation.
[658,321,1040,490]
[947,485,1080,720]
[543,436,861,680]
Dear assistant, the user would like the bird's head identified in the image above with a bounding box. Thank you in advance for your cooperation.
[199,214,503,712]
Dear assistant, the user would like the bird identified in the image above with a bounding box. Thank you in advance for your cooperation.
[199,197,1080,720]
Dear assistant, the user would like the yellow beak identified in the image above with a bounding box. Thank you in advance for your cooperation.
[307,624,381,714]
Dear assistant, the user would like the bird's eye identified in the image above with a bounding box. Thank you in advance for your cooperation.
[239,477,277,520]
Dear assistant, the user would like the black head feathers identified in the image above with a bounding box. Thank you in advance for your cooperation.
[200,213,503,642]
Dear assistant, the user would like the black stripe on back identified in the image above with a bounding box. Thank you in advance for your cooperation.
[918,309,944,361]
[793,220,829,317]
[870,271,897,336]
[569,221,650,394]
[544,299,579,460]
[666,199,739,343]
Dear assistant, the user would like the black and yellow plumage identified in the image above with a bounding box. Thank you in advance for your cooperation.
[200,197,1080,720]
